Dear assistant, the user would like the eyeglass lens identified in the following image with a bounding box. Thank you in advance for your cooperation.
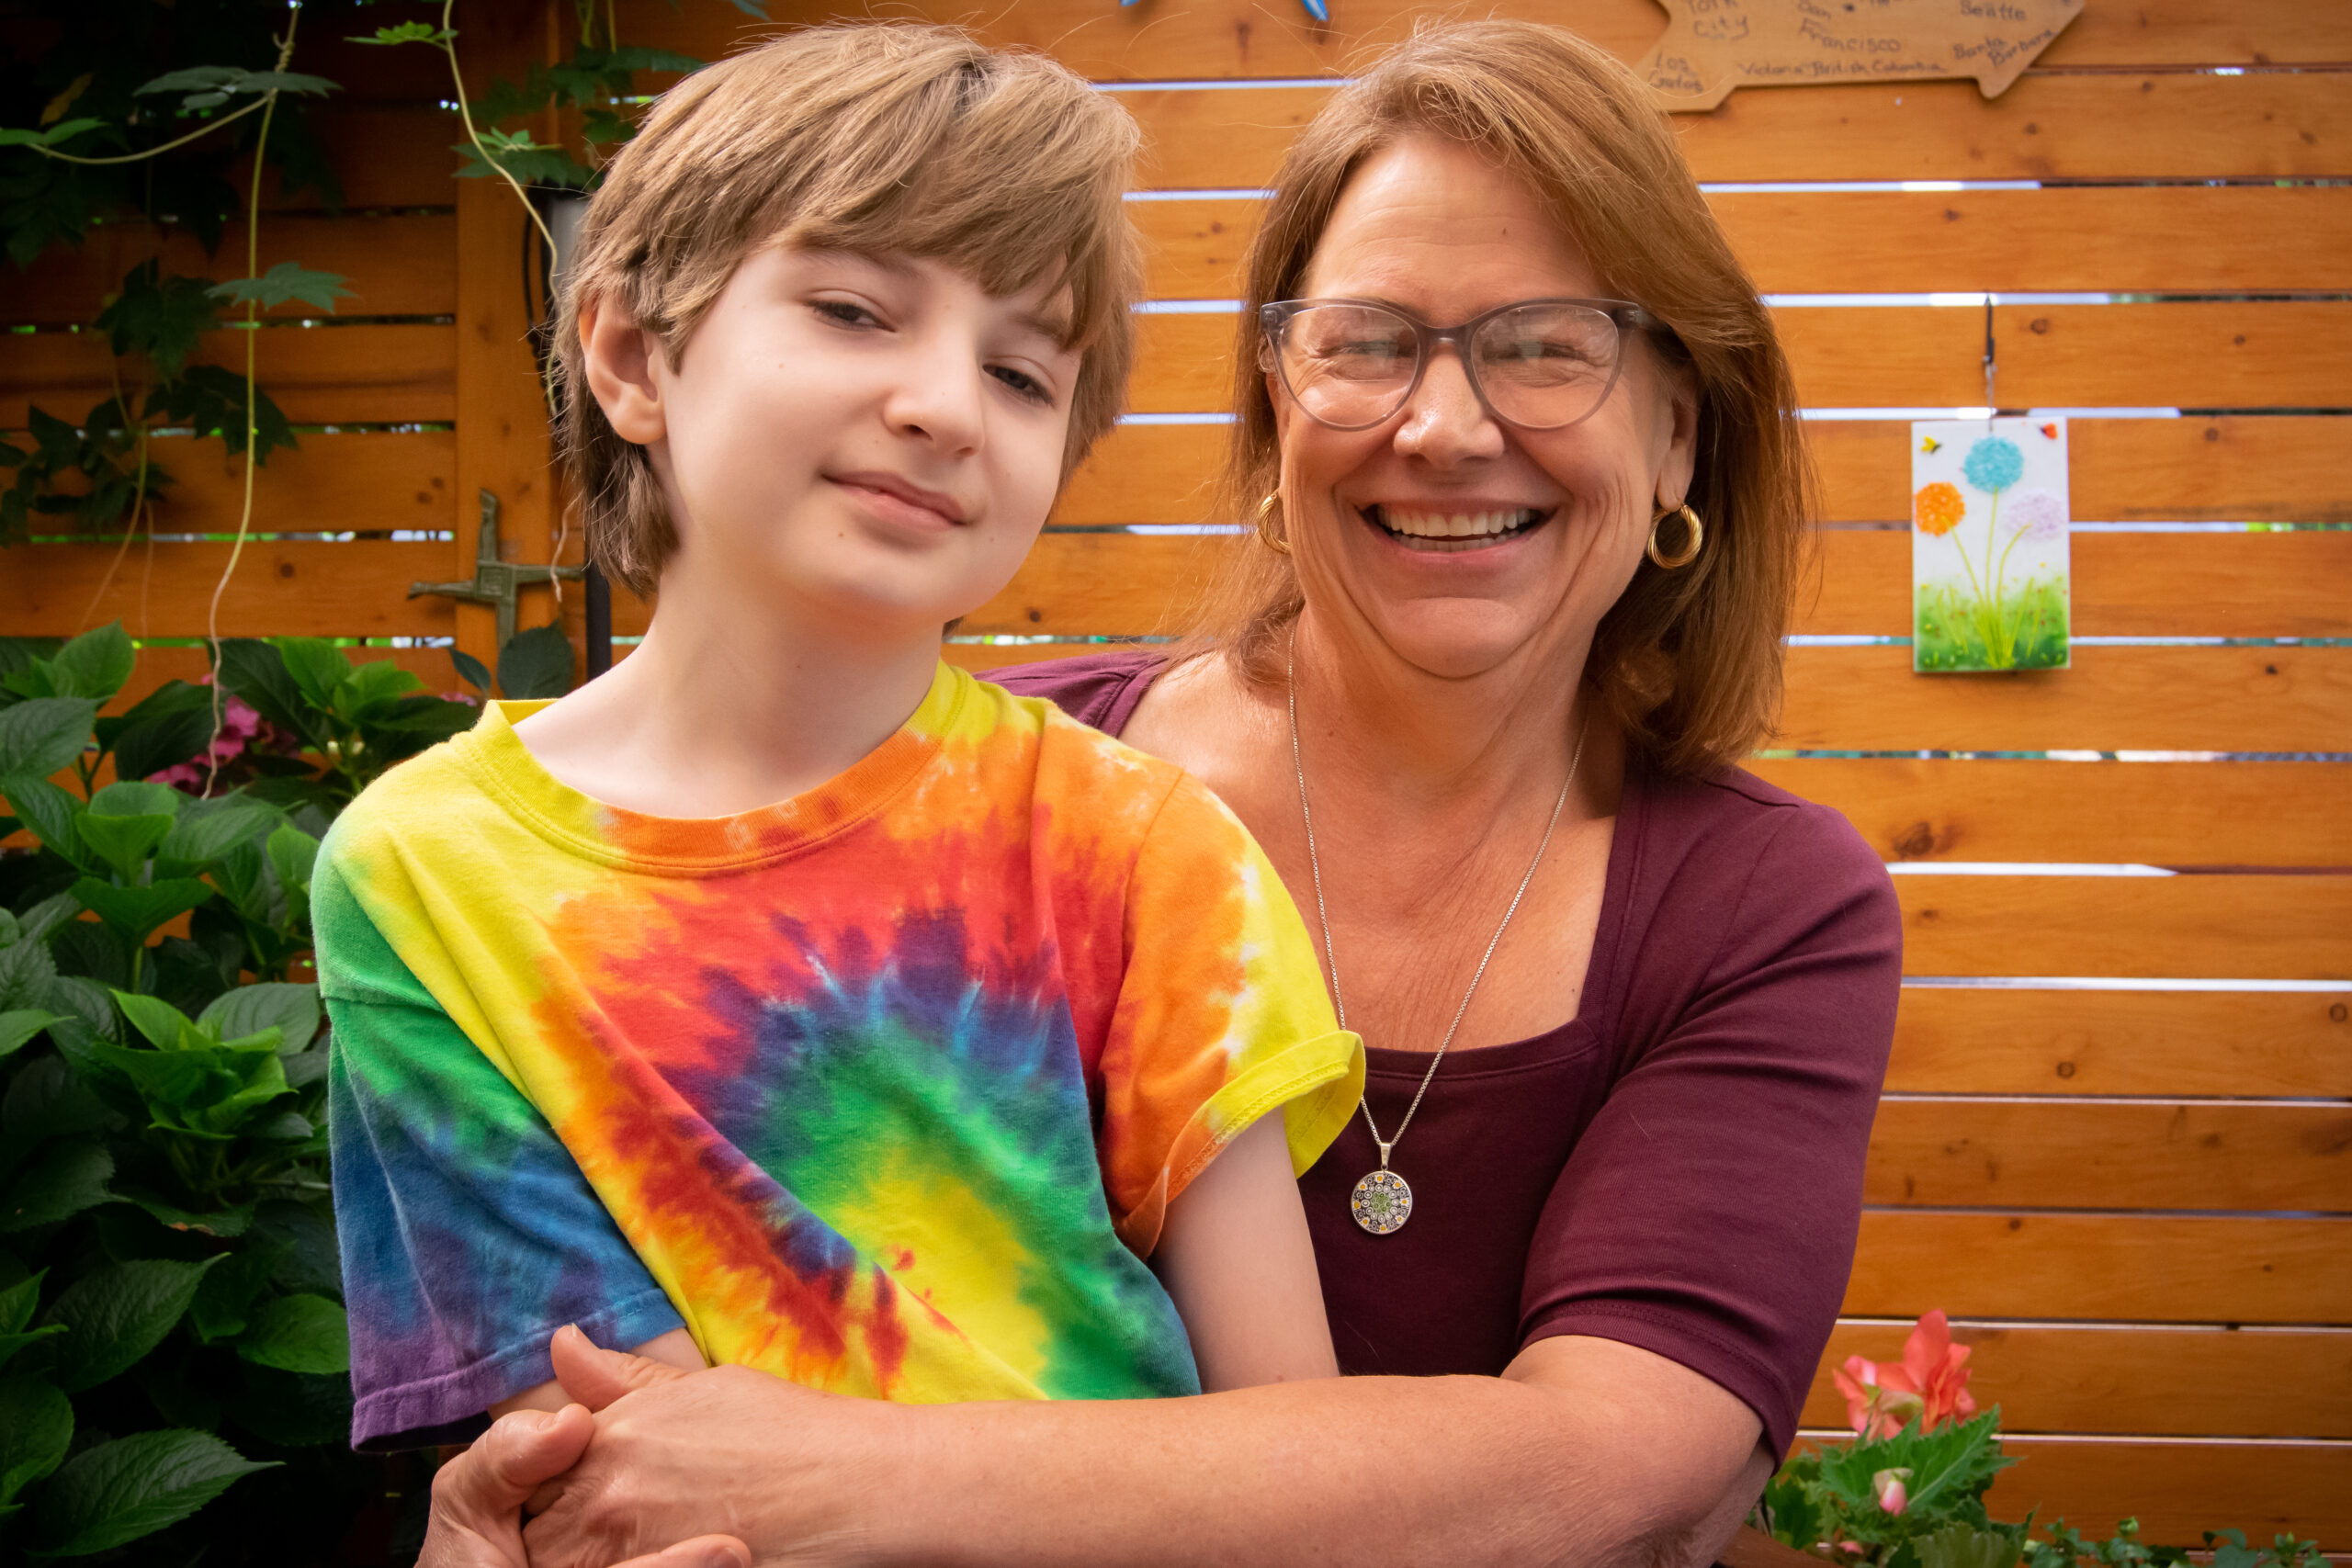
[1273,301,1626,431]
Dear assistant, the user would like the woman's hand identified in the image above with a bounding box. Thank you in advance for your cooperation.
[519,1328,900,1568]
[419,1400,749,1568]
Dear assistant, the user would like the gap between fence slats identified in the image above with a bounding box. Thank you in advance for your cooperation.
[1808,1322,2352,1439]
[1863,1100,2352,1212]
[1062,419,2352,525]
[1844,1213,2349,1323]
[0,433,455,545]
[1878,989,2352,1100]
[1746,759,2352,870]
[7,213,455,326]
[1,325,457,429]
[650,0,2352,80]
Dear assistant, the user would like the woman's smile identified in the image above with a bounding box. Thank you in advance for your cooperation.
[1358,502,1554,551]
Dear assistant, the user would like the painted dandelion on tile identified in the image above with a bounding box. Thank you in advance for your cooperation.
[1911,418,2071,672]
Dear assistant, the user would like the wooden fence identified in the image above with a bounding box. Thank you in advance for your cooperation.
[5,0,2346,1546]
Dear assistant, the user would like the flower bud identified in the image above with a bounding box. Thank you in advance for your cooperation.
[1872,1468,1912,1515]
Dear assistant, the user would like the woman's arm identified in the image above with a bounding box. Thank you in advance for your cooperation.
[517,1331,1768,1568]
[1151,1112,1339,1391]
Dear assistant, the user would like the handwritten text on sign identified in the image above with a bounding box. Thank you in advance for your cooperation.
[1638,0,2086,112]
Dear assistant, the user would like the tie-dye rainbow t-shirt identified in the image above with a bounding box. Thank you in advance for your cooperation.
[319,662,1363,1450]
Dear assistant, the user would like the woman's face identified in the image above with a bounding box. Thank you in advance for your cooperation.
[1274,134,1698,682]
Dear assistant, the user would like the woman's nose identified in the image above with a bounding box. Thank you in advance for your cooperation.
[1394,344,1506,464]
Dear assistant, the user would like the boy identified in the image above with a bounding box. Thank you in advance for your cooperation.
[318,25,1363,1451]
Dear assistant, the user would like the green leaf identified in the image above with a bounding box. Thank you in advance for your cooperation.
[157,795,276,868]
[27,1427,274,1556]
[265,823,320,897]
[235,1293,348,1375]
[109,1186,255,1239]
[105,682,216,784]
[349,21,457,45]
[71,878,213,945]
[0,1272,41,1337]
[0,1376,72,1506]
[0,698,97,778]
[96,262,220,381]
[48,626,134,705]
[0,1010,62,1061]
[110,991,193,1052]
[498,623,575,700]
[447,648,492,695]
[198,984,318,1056]
[1916,1521,2028,1568]
[0,1139,112,1233]
[452,132,595,188]
[0,776,88,867]
[135,66,337,113]
[187,1247,276,1343]
[273,638,352,715]
[1,1057,113,1143]
[38,1256,221,1393]
[230,1364,352,1448]
[0,118,107,150]
[212,640,315,746]
[209,262,355,315]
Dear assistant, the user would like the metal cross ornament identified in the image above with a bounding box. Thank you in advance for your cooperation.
[409,490,585,650]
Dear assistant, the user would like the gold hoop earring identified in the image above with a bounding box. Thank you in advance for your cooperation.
[1647,502,1702,570]
[1255,491,1291,555]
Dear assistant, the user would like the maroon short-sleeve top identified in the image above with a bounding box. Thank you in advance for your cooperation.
[990,651,1901,1459]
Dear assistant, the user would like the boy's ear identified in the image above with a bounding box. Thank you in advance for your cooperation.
[579,294,667,446]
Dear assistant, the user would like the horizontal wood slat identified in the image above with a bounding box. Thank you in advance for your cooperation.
[6,540,458,639]
[7,214,455,325]
[1126,72,2352,189]
[1752,758,2352,867]
[1131,303,2352,417]
[1,325,457,427]
[1881,988,2352,1099]
[1863,1099,2352,1212]
[672,0,2352,79]
[1126,188,2352,300]
[1808,1322,2352,1438]
[1982,1438,2350,1550]
[1062,419,2352,526]
[1804,529,2352,638]
[1778,645,2352,753]
[0,432,456,542]
[1843,1213,2351,1324]
[944,521,2352,642]
[1894,874,2352,980]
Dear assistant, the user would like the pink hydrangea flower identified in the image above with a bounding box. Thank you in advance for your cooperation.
[150,678,277,795]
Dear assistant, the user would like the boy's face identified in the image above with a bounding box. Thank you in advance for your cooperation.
[609,244,1081,636]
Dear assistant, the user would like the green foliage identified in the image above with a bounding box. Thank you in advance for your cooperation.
[2022,1517,2325,1568]
[134,66,336,117]
[214,637,478,811]
[207,261,353,314]
[1915,579,2070,673]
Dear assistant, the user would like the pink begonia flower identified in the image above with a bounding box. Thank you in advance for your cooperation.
[1833,1311,1977,1438]
[1872,1468,1912,1516]
[150,678,274,795]
[2007,489,2067,544]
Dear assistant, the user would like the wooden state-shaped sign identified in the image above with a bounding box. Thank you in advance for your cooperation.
[1638,0,2086,112]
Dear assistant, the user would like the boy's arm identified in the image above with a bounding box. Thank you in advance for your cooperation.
[1150,1114,1339,1392]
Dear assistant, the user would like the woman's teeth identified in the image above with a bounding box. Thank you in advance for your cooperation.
[1371,506,1540,540]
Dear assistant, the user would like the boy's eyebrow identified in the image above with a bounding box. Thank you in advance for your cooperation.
[803,247,1076,345]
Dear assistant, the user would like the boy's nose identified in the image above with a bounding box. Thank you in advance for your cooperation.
[884,344,988,456]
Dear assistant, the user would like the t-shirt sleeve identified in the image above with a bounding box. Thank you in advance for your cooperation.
[1516,802,1901,1461]
[1095,772,1365,1255]
[316,855,683,1451]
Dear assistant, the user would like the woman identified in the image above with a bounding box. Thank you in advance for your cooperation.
[428,20,1900,1567]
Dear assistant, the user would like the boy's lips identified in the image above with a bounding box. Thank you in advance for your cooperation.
[829,471,967,526]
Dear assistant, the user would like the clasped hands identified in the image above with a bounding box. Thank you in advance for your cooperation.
[423,1325,833,1568]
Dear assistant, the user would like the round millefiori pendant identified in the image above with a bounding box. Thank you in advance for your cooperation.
[1351,1168,1413,1235]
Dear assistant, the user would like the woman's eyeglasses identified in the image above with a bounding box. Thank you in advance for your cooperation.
[1259,297,1659,433]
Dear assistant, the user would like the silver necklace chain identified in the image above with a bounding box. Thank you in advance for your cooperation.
[1286,629,1588,1173]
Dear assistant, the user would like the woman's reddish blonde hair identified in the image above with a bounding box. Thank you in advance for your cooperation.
[1195,19,1813,776]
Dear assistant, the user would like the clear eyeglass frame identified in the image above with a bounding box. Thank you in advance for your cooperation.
[1258,296,1663,434]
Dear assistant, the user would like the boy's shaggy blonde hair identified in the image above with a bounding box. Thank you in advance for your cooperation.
[553,24,1143,596]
